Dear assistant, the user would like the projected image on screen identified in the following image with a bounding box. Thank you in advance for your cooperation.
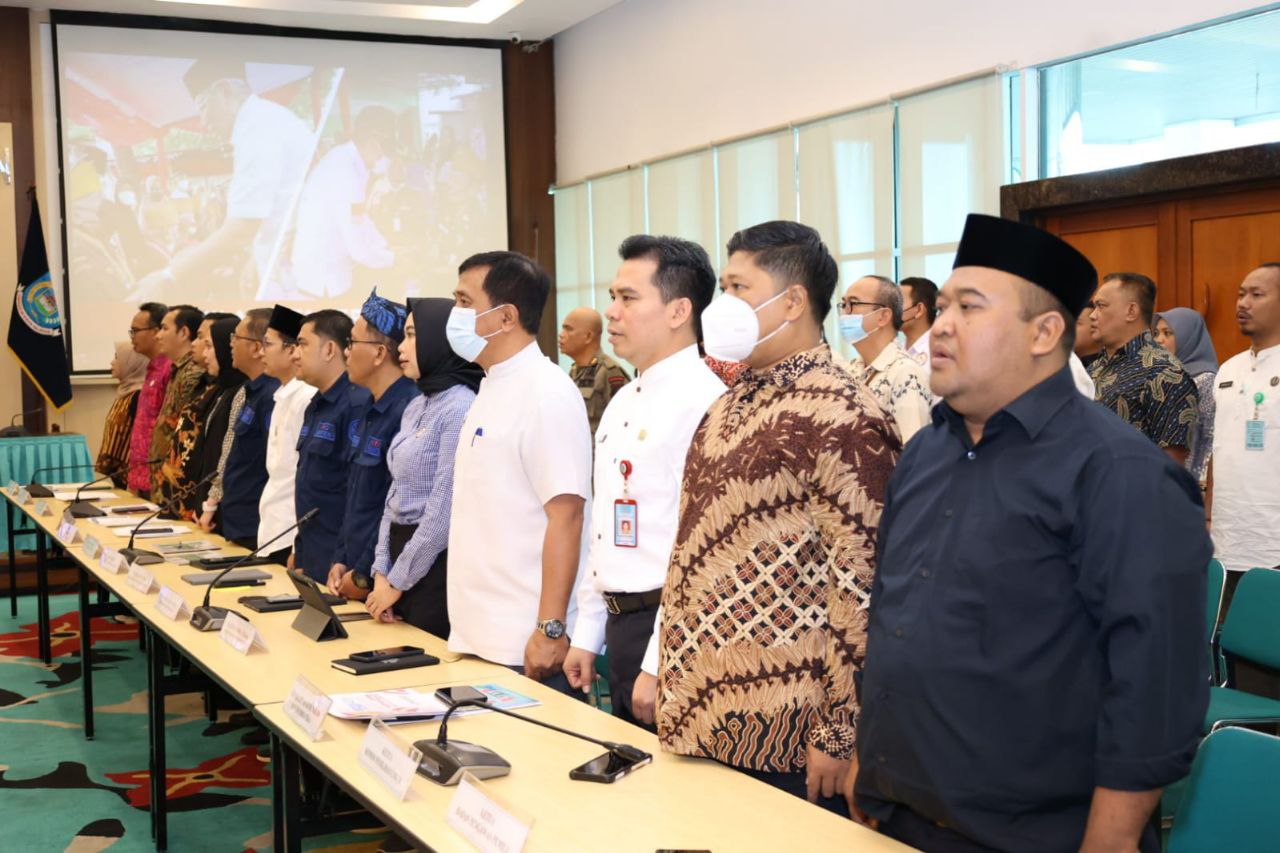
[55,24,506,371]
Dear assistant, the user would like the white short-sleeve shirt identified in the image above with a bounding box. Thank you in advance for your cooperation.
[257,377,317,549]
[1211,344,1280,573]
[447,342,593,665]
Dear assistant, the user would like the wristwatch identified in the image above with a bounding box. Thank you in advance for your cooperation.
[536,618,566,640]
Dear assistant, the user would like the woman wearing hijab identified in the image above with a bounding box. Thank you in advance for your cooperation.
[97,342,150,487]
[1154,306,1218,485]
[364,298,482,636]
[191,315,248,525]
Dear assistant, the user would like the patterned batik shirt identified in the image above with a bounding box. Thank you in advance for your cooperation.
[1089,331,1199,449]
[657,344,900,772]
[150,351,207,490]
[846,341,933,444]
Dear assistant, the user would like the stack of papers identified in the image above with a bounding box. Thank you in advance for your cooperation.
[328,684,538,724]
[45,481,112,491]
[51,490,110,501]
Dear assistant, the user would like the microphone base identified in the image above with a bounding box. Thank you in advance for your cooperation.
[1,427,30,438]
[26,482,53,498]
[120,547,163,565]
[189,605,243,632]
[68,501,106,518]
[412,739,511,786]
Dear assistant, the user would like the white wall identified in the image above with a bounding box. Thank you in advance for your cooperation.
[555,0,1268,182]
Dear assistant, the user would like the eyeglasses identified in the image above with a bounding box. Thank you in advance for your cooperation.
[348,338,387,349]
[262,339,296,350]
[839,299,887,314]
[232,334,264,344]
[127,325,158,337]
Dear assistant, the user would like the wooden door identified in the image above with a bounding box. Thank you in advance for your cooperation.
[1177,188,1280,362]
[1043,203,1172,304]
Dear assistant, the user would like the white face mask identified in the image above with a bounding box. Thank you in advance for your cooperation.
[446,305,506,362]
[839,309,882,345]
[700,289,790,362]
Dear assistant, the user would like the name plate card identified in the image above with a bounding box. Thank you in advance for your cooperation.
[4,481,17,498]
[82,534,102,560]
[358,719,422,801]
[220,611,268,655]
[56,518,81,546]
[126,563,157,594]
[447,773,533,853]
[100,547,126,574]
[283,675,332,741]
[33,499,51,516]
[154,586,190,621]
[16,487,30,505]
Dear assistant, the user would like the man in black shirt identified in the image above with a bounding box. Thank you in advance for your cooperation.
[853,214,1210,852]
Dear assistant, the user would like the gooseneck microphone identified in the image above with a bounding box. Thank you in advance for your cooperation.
[415,697,651,786]
[120,470,219,564]
[189,507,318,632]
[25,464,96,498]
[67,471,120,518]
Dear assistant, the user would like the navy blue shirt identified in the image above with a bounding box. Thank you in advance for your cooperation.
[855,366,1210,852]
[333,375,418,578]
[220,373,280,545]
[293,372,371,581]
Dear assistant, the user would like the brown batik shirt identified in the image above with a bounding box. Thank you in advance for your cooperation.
[656,344,900,772]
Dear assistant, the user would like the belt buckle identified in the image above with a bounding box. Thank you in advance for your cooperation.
[604,593,622,615]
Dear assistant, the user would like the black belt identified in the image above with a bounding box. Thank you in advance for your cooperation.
[603,588,663,615]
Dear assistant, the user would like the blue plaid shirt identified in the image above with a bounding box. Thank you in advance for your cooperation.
[372,384,476,590]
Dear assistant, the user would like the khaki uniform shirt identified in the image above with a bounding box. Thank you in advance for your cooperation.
[571,351,631,436]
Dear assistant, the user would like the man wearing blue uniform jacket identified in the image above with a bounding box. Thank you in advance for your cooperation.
[852,214,1210,852]
[219,307,280,549]
[327,289,418,600]
[291,309,368,581]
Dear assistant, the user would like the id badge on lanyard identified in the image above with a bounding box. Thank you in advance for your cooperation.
[1246,392,1265,452]
[614,459,638,548]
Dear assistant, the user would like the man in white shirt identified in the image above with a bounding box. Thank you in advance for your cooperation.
[291,106,397,299]
[134,61,313,301]
[900,276,937,374]
[838,275,932,444]
[1212,263,1280,596]
[562,235,725,726]
[446,251,593,694]
[257,305,316,560]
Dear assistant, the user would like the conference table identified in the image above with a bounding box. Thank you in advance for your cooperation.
[3,483,910,853]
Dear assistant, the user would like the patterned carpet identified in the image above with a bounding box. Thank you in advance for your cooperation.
[0,592,389,852]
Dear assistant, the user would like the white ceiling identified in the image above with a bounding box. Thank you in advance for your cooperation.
[13,0,622,41]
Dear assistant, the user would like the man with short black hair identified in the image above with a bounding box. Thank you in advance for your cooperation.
[839,275,932,443]
[205,307,278,548]
[257,305,316,562]
[150,304,206,493]
[293,309,369,581]
[447,251,593,694]
[563,234,725,725]
[327,290,418,600]
[855,214,1209,853]
[1089,272,1199,463]
[126,302,170,495]
[560,307,630,436]
[900,276,937,371]
[657,221,900,816]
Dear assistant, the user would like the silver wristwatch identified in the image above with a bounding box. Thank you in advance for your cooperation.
[536,618,566,640]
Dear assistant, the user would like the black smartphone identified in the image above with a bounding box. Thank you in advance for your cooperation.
[349,645,424,663]
[434,685,489,706]
[569,748,652,783]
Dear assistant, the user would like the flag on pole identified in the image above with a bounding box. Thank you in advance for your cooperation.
[8,195,72,410]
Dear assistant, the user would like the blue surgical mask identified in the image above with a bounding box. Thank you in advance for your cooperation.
[839,310,880,345]
[446,305,506,362]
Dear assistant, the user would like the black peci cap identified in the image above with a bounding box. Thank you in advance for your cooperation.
[952,214,1097,317]
[268,304,304,341]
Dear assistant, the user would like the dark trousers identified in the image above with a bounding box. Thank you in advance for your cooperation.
[265,546,291,566]
[739,766,850,819]
[879,806,1160,853]
[603,606,659,730]
[388,522,450,639]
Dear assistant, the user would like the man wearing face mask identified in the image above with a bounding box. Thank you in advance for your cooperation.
[446,252,593,695]
[840,275,932,444]
[657,221,900,816]
[292,106,398,300]
[327,290,419,600]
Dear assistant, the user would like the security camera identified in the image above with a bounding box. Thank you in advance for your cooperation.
[508,32,521,44]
